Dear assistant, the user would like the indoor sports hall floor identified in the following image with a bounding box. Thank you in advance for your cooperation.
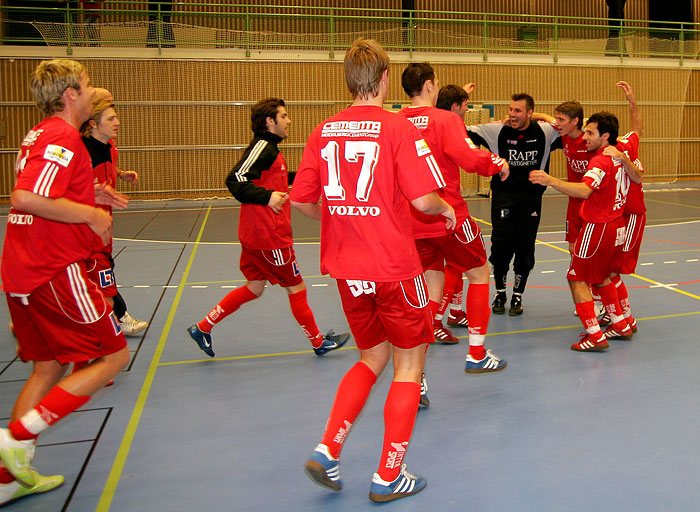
[1,184,699,512]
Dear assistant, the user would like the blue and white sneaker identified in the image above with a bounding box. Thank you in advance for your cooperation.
[465,349,507,374]
[304,444,342,491]
[313,330,351,356]
[187,325,214,357]
[419,373,430,408]
[369,464,427,503]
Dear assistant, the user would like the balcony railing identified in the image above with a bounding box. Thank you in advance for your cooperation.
[2,1,700,63]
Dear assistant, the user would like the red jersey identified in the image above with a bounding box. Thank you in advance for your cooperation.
[615,132,646,215]
[83,136,117,256]
[580,149,629,223]
[226,133,293,250]
[561,131,591,214]
[397,105,505,238]
[2,117,95,294]
[291,105,445,281]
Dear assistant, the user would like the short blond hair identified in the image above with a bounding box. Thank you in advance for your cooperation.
[80,98,114,137]
[344,39,389,100]
[30,59,86,115]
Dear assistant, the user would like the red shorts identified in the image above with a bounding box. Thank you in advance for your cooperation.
[239,245,303,287]
[416,217,487,273]
[86,252,117,298]
[7,261,127,365]
[336,275,433,350]
[565,202,584,244]
[567,218,625,285]
[613,213,646,275]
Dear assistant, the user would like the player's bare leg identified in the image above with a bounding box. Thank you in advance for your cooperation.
[1,348,129,486]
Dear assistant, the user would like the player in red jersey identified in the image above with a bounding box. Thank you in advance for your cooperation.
[397,63,509,375]
[433,83,474,332]
[292,40,455,503]
[92,87,149,336]
[187,98,349,358]
[601,81,645,333]
[530,112,637,351]
[0,60,130,506]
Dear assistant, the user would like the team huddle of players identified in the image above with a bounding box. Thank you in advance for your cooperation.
[0,38,646,506]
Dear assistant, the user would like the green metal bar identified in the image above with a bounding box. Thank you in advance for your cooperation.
[328,8,334,59]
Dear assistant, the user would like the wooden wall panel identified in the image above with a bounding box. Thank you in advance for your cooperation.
[2,56,698,198]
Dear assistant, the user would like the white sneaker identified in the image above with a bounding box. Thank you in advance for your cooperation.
[0,470,64,506]
[0,428,36,487]
[120,312,148,336]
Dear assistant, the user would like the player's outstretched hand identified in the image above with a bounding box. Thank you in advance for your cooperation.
[268,191,289,214]
[463,83,475,96]
[616,81,635,102]
[529,170,551,186]
[95,183,129,210]
[89,208,113,246]
[119,169,139,184]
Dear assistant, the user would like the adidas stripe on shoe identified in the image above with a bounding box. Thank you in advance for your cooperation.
[369,464,426,503]
[304,444,342,492]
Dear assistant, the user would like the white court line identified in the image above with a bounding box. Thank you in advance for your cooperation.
[191,285,208,288]
[311,283,329,287]
[540,270,556,274]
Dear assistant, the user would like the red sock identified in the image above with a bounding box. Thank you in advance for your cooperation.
[597,282,627,331]
[575,301,603,340]
[198,286,258,333]
[428,300,439,322]
[321,362,377,459]
[0,467,14,484]
[611,275,632,318]
[451,277,464,308]
[9,386,90,440]
[288,288,322,347]
[466,283,490,359]
[438,269,461,318]
[377,381,420,482]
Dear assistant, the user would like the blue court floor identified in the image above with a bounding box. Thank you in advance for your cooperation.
[1,184,699,512]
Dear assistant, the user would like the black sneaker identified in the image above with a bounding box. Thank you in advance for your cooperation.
[491,292,507,314]
[508,295,523,316]
[313,330,351,356]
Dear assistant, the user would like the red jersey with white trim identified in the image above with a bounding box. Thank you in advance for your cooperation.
[2,117,95,294]
[397,105,505,238]
[83,135,117,256]
[291,105,445,281]
[580,149,629,223]
[561,131,591,214]
[615,131,646,215]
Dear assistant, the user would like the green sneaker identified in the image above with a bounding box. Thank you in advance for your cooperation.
[0,428,36,487]
[0,470,64,506]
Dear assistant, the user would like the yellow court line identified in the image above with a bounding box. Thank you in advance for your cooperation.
[97,206,212,512]
[157,311,700,370]
[158,345,356,366]
[475,215,700,301]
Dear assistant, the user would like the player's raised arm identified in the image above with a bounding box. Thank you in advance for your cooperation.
[617,81,643,137]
